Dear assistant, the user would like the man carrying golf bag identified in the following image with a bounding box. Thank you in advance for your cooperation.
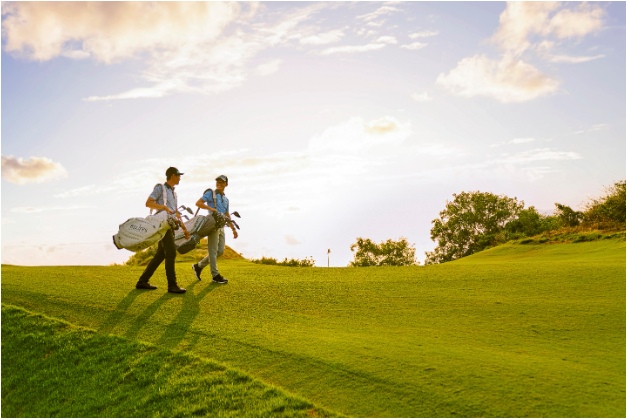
[136,167,190,293]
[191,175,237,284]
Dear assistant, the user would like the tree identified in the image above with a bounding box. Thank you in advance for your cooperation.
[505,206,560,237]
[424,191,524,265]
[554,203,584,227]
[349,237,417,267]
[583,180,626,224]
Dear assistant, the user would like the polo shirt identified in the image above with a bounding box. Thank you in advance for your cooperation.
[202,189,229,215]
[149,183,178,213]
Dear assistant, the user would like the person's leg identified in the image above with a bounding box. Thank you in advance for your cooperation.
[137,238,166,287]
[197,229,219,272]
[207,229,221,278]
[217,228,225,259]
[161,230,180,289]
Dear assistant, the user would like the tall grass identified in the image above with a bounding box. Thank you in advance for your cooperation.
[1,304,336,418]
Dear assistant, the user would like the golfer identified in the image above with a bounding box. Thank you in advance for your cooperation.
[192,175,238,284]
[136,167,190,293]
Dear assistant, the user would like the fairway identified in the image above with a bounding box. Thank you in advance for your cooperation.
[2,239,625,417]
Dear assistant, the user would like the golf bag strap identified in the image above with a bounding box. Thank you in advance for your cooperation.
[213,190,218,216]
[194,188,219,217]
[149,184,168,215]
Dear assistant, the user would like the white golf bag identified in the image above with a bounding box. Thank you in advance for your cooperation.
[112,184,178,252]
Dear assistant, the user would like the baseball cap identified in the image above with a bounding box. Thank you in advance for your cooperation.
[166,167,184,177]
[216,175,228,183]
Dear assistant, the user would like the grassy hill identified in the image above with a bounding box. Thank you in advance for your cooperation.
[2,304,336,417]
[2,238,625,417]
[124,237,244,266]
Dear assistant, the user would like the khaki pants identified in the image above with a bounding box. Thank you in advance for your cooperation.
[198,227,224,278]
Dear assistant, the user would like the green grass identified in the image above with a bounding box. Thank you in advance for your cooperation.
[2,238,625,417]
[1,304,336,418]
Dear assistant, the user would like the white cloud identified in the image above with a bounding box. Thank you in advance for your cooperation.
[490,137,536,147]
[412,92,433,102]
[257,3,328,47]
[511,138,535,144]
[375,36,398,45]
[436,55,560,103]
[319,43,386,55]
[409,30,439,39]
[61,50,91,60]
[491,2,605,56]
[491,1,561,56]
[1,2,243,63]
[309,116,410,154]
[519,166,561,182]
[2,2,336,101]
[285,235,302,245]
[256,59,283,76]
[1,155,68,185]
[53,185,98,199]
[503,148,582,163]
[300,29,345,45]
[357,5,401,22]
[367,21,385,28]
[11,205,95,213]
[548,3,605,39]
[400,42,427,50]
[549,54,605,64]
[438,2,607,104]
[574,124,608,134]
[58,117,414,199]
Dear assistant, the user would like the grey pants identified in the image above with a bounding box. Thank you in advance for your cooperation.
[198,227,224,278]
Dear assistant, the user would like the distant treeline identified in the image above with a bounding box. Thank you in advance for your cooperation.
[250,256,316,267]
[347,180,626,267]
[424,180,626,265]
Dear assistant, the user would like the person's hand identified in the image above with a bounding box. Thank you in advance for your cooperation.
[232,228,238,239]
[164,206,174,215]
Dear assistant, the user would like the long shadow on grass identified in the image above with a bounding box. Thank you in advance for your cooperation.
[99,289,146,334]
[107,280,219,349]
[155,280,219,351]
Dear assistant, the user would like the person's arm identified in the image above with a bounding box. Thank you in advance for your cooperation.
[195,198,217,212]
[146,197,173,214]
[146,197,189,238]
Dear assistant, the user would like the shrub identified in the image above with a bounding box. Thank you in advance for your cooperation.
[554,203,584,227]
[583,180,626,224]
[349,237,417,267]
[251,256,316,267]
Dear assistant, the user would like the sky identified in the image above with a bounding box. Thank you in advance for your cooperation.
[1,1,626,267]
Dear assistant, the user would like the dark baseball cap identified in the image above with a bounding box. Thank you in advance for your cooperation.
[166,167,184,177]
[216,175,228,183]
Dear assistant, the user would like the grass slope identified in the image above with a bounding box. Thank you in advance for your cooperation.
[124,239,243,266]
[2,239,625,417]
[1,304,336,418]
